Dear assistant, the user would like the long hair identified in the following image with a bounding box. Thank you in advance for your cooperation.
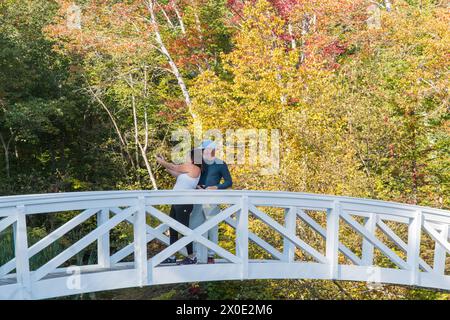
[190,148,204,172]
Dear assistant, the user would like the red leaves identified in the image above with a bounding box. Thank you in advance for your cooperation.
[323,41,347,57]
[278,32,295,42]
[389,144,395,158]
[270,0,299,19]
[169,35,210,71]
[228,0,298,20]
[188,283,203,297]
[321,40,347,69]
[159,99,187,122]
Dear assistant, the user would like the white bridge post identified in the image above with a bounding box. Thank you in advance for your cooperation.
[326,201,340,279]
[407,210,422,285]
[236,195,249,280]
[14,204,31,299]
[362,212,376,265]
[134,195,148,286]
[97,208,111,268]
[284,207,297,262]
[433,225,449,275]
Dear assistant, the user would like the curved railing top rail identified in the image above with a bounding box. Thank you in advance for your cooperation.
[0,190,448,217]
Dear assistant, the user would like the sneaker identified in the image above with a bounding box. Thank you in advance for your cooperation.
[177,256,197,265]
[161,256,176,264]
[207,257,215,264]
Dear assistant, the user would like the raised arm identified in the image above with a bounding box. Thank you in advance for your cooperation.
[166,168,182,177]
[156,155,190,175]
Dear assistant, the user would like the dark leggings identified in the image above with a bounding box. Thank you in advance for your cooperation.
[169,204,194,255]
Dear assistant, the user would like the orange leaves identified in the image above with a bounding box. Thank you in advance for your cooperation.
[159,99,188,122]
[46,0,153,59]
[169,33,209,70]
[224,0,367,71]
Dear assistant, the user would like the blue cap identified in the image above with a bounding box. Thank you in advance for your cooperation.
[200,140,217,150]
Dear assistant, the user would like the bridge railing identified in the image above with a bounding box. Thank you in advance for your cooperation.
[0,190,449,299]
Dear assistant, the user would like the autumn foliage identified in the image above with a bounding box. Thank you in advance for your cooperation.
[1,0,449,299]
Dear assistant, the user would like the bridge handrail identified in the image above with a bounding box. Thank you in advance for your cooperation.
[0,190,447,215]
[0,190,449,299]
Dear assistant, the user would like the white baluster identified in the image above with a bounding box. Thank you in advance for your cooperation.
[236,196,249,280]
[283,207,297,262]
[326,201,340,279]
[407,210,422,285]
[14,204,31,299]
[97,208,111,268]
[433,225,449,275]
[362,212,376,265]
[134,195,148,286]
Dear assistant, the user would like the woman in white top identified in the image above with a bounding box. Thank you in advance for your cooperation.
[156,149,202,265]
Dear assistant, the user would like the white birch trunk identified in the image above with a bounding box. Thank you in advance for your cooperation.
[146,0,196,122]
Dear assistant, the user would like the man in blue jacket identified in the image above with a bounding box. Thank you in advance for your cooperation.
[190,140,232,263]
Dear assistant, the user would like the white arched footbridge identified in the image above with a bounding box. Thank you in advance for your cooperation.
[0,190,449,299]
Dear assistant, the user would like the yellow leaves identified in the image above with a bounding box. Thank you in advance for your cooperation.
[191,0,448,209]
[191,0,367,195]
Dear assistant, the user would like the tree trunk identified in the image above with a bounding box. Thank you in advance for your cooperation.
[130,90,158,190]
[172,1,186,34]
[288,23,296,49]
[86,83,137,170]
[138,142,158,190]
[0,133,11,179]
[131,82,140,165]
[146,0,196,122]
[157,2,174,29]
[384,0,392,12]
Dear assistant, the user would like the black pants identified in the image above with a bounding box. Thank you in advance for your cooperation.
[169,204,194,255]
